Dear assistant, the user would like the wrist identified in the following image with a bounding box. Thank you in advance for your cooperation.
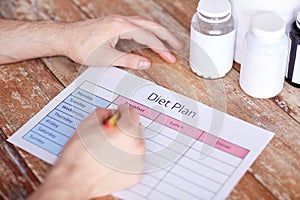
[59,20,87,64]
[43,20,70,57]
[28,164,90,200]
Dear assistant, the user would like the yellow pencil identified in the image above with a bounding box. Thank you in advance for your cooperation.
[104,112,119,128]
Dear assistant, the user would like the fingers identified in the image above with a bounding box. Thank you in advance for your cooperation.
[127,16,184,50]
[92,105,142,138]
[82,45,151,69]
[127,33,177,64]
[120,26,177,63]
[93,107,114,124]
[117,104,140,128]
[108,48,151,70]
[110,15,183,64]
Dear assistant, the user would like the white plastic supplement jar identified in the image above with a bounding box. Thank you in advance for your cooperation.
[240,13,289,98]
[189,0,236,79]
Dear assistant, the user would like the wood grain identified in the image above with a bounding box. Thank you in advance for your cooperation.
[0,0,299,199]
[0,60,60,192]
[228,172,276,200]
[0,128,40,199]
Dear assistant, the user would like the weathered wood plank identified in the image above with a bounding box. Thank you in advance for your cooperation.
[0,61,64,134]
[0,0,299,200]
[250,137,300,200]
[41,57,87,86]
[0,128,40,200]
[153,0,198,29]
[72,0,135,18]
[0,0,87,21]
[272,83,300,122]
[0,60,62,197]
[228,172,276,200]
[0,62,59,199]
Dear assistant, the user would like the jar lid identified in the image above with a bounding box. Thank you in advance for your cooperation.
[197,0,232,23]
[251,13,286,39]
[297,12,300,29]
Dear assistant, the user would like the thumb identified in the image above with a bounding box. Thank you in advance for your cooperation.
[109,49,151,70]
[117,105,143,139]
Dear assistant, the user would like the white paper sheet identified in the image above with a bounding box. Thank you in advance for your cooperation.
[8,67,274,200]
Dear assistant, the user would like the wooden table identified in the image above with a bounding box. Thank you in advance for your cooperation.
[0,0,299,199]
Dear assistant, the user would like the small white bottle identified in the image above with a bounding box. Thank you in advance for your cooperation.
[240,13,289,98]
[189,0,236,79]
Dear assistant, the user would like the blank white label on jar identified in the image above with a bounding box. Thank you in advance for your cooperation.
[290,44,300,83]
[189,22,236,79]
[240,51,286,98]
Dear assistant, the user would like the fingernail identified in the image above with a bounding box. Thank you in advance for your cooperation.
[138,60,151,70]
[167,53,176,63]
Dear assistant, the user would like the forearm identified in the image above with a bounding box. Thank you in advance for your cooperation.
[0,19,67,64]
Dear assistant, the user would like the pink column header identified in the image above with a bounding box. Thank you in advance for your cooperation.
[156,114,202,139]
[199,132,249,159]
[113,96,160,120]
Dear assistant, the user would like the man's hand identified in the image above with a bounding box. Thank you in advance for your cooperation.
[64,15,184,69]
[28,105,145,200]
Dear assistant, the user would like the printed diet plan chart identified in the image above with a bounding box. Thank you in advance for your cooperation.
[8,67,274,200]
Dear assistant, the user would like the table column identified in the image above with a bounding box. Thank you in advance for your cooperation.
[23,86,113,156]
